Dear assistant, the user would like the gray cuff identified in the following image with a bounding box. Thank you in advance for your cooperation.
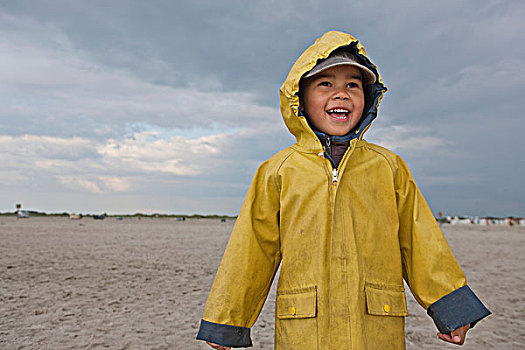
[427,285,491,334]
[196,319,252,348]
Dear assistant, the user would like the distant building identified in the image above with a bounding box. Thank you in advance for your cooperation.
[17,210,30,218]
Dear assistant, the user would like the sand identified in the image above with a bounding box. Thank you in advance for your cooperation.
[1,217,523,349]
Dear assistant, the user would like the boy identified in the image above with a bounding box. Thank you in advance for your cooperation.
[197,31,490,349]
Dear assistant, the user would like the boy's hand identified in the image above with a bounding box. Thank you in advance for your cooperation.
[206,341,231,350]
[437,324,470,345]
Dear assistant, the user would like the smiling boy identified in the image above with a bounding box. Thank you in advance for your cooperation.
[197,31,490,349]
[300,64,366,137]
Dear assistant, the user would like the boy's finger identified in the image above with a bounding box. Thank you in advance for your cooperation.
[450,324,470,345]
[438,332,462,344]
[437,332,452,342]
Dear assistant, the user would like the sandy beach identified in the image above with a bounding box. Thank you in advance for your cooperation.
[1,216,523,349]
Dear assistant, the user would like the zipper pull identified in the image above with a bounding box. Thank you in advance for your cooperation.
[325,136,332,157]
[332,168,338,183]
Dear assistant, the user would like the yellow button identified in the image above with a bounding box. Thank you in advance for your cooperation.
[383,304,391,313]
[290,306,296,315]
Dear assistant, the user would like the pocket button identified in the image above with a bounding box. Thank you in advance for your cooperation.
[290,306,296,316]
[383,304,391,313]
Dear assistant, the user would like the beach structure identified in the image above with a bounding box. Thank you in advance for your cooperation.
[480,218,491,225]
[15,203,29,218]
[93,213,107,220]
[448,216,472,225]
[69,213,82,220]
[443,216,523,226]
[16,210,30,219]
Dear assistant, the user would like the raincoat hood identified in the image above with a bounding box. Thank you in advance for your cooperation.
[280,31,387,152]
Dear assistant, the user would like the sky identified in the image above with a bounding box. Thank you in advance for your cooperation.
[0,0,523,216]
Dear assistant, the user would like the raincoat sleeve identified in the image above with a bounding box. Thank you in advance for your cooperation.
[395,156,490,334]
[197,160,281,347]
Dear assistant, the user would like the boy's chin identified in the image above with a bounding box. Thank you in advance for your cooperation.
[322,127,353,136]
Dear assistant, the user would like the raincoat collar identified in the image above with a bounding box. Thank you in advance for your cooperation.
[279,31,387,153]
[313,130,354,143]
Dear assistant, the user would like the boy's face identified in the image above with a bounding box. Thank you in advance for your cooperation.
[300,65,365,136]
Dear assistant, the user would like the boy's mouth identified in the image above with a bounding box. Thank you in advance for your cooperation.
[326,108,350,120]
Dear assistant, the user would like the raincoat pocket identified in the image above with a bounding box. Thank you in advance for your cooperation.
[276,286,318,349]
[365,283,408,317]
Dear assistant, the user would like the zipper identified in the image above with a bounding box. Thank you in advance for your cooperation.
[319,134,358,185]
[323,136,338,184]
[316,135,357,346]
[327,136,341,184]
[331,139,358,184]
[332,168,338,184]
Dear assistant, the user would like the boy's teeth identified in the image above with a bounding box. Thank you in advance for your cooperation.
[327,108,349,120]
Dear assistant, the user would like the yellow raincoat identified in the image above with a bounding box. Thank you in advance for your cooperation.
[197,31,489,349]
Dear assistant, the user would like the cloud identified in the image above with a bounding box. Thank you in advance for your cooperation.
[0,125,288,199]
[394,58,524,120]
[97,130,229,176]
[57,175,130,194]
[98,176,131,193]
[0,131,226,179]
[0,1,523,216]
[367,123,452,156]
[0,135,95,159]
[0,11,280,140]
[57,176,103,194]
[419,175,483,185]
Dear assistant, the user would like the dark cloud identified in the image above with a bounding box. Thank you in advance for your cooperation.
[0,0,523,215]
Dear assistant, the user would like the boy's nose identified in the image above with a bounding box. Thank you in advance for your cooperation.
[333,89,350,100]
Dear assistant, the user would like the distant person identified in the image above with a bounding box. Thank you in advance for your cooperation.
[197,31,490,349]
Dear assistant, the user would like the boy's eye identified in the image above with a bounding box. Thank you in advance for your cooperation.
[347,82,360,88]
[318,81,331,87]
